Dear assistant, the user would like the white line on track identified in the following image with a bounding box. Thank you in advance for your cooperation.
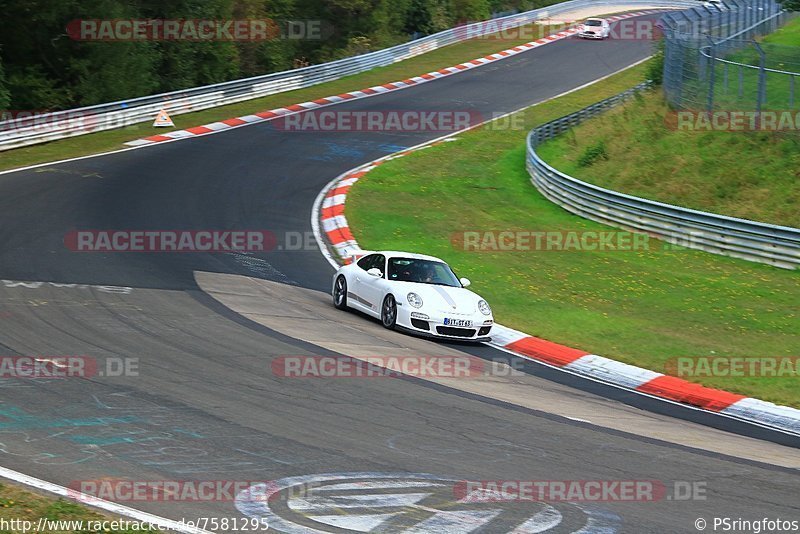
[0,466,214,534]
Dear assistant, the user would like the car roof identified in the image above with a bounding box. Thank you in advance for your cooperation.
[364,251,447,263]
[585,17,605,21]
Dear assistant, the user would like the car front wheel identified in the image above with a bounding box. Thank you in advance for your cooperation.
[381,294,397,329]
[333,276,348,310]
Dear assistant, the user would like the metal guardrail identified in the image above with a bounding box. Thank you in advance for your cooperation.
[526,84,800,269]
[0,0,698,151]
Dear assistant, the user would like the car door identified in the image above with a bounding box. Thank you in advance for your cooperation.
[352,254,384,315]
[357,254,387,315]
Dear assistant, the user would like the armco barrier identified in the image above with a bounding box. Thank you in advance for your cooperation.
[526,84,800,269]
[0,0,697,151]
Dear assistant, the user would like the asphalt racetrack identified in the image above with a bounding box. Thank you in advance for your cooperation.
[0,14,797,533]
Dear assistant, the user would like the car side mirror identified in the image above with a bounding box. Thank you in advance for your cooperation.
[367,268,383,278]
[459,277,471,287]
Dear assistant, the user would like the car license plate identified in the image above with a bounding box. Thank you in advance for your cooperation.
[444,318,472,327]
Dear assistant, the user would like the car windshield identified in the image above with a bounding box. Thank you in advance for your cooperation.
[388,258,461,287]
[585,20,602,26]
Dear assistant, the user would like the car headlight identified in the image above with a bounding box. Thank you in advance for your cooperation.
[478,300,492,315]
[407,292,423,308]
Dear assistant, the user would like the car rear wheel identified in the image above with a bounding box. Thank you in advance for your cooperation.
[381,295,397,329]
[333,276,348,310]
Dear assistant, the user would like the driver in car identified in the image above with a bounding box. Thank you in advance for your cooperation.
[419,263,437,284]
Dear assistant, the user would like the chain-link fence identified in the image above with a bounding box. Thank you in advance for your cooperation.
[661,0,799,112]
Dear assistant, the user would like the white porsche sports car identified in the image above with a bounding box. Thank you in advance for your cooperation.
[578,18,610,39]
[332,251,493,341]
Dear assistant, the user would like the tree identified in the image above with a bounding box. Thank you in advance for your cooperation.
[405,0,435,36]
[68,43,161,105]
[0,54,10,111]
[778,0,799,9]
[0,0,161,108]
[452,0,491,22]
[140,0,240,92]
[0,0,555,111]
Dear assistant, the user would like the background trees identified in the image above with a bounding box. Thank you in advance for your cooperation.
[0,0,557,110]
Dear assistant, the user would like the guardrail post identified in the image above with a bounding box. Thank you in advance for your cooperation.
[739,1,746,34]
[738,64,745,98]
[723,62,729,94]
[699,45,707,82]
[706,36,717,112]
[754,40,767,116]
[726,7,732,38]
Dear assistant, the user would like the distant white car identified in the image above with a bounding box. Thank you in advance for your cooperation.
[332,251,493,341]
[578,18,610,39]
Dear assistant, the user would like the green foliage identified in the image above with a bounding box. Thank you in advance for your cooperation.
[779,0,799,10]
[577,140,609,167]
[540,89,800,227]
[646,37,665,86]
[0,0,560,111]
[453,0,491,21]
[343,36,373,56]
[43,499,84,519]
[68,43,161,105]
[6,66,71,110]
[0,55,10,110]
[405,0,436,35]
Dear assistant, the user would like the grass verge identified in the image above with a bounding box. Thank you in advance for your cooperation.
[0,480,157,533]
[0,19,585,173]
[346,60,800,407]
[728,14,800,63]
[761,13,800,46]
[536,89,800,227]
